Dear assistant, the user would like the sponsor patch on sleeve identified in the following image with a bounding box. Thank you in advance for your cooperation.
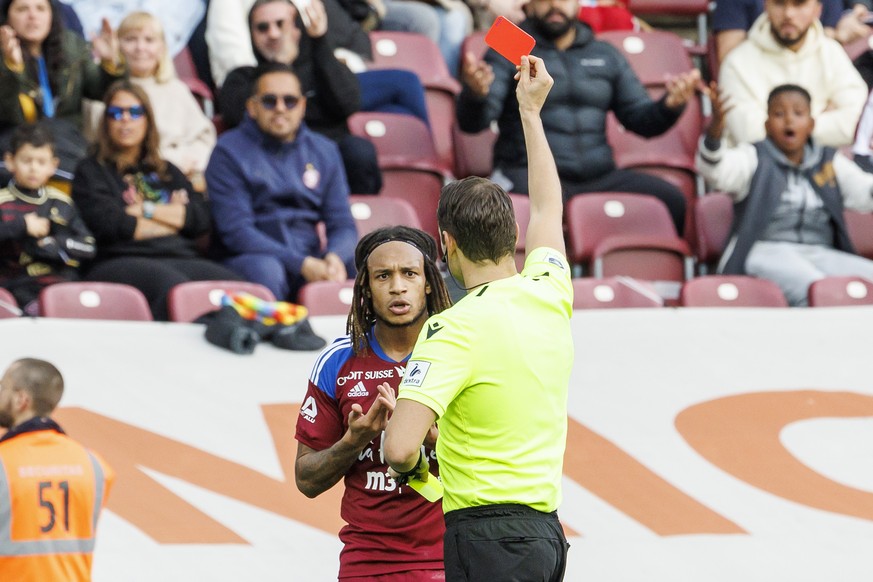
[299,395,318,423]
[400,360,431,388]
[546,252,566,271]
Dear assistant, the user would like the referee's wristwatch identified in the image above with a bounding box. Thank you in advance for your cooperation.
[143,201,156,220]
[393,450,425,485]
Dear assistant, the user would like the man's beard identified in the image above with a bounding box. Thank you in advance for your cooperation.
[533,14,573,40]
[771,25,808,48]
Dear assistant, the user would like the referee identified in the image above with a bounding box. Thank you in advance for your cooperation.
[384,55,573,582]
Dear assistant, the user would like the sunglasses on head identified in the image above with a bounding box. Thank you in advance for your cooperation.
[254,18,285,33]
[258,93,301,110]
[105,105,146,121]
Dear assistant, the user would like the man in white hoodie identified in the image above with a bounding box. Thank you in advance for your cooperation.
[718,0,867,147]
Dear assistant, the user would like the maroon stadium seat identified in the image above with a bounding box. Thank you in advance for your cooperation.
[167,280,277,323]
[680,275,788,307]
[39,282,153,321]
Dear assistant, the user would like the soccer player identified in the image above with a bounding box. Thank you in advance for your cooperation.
[384,55,574,581]
[294,225,452,581]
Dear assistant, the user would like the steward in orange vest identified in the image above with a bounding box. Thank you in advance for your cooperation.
[0,358,114,582]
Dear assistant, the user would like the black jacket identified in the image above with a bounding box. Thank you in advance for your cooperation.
[72,156,211,260]
[457,21,682,182]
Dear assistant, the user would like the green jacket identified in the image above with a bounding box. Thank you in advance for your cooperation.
[0,30,124,130]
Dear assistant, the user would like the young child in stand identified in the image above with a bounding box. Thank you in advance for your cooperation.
[696,82,873,306]
[0,124,96,314]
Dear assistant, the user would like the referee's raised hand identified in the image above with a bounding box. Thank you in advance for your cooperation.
[515,55,553,115]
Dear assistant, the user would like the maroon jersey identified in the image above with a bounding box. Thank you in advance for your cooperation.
[296,332,444,579]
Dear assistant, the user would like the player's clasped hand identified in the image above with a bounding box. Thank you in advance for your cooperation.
[347,383,396,447]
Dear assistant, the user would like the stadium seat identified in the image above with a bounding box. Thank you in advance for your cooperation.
[808,276,873,307]
[0,287,20,318]
[605,93,703,237]
[845,210,873,261]
[369,31,461,94]
[347,112,450,240]
[605,95,701,176]
[368,31,461,168]
[598,30,696,88]
[694,192,733,273]
[379,171,444,243]
[452,121,496,179]
[600,30,705,238]
[297,280,356,316]
[167,281,277,323]
[565,193,694,299]
[572,276,664,309]
[39,282,154,321]
[348,195,423,237]
[347,111,450,177]
[173,46,215,119]
[679,275,788,307]
[626,0,711,49]
[453,31,497,179]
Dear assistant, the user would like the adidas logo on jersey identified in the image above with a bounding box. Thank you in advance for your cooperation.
[347,381,369,398]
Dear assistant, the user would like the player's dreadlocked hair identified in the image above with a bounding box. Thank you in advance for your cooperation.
[347,226,452,355]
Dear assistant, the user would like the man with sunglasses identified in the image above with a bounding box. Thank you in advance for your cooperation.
[217,0,382,194]
[206,63,358,302]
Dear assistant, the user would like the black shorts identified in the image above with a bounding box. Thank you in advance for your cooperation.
[443,504,570,582]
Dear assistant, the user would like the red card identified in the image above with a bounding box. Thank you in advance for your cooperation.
[484,16,536,66]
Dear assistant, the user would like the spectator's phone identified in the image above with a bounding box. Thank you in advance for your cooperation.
[485,16,536,66]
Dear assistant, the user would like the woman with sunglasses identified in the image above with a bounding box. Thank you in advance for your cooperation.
[0,0,124,181]
[71,80,242,320]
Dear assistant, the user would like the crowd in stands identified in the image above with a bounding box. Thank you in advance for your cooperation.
[4,0,873,318]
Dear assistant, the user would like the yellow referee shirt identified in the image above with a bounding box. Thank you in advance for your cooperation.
[398,247,574,513]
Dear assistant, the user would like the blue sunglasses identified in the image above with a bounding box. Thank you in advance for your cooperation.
[105,105,146,121]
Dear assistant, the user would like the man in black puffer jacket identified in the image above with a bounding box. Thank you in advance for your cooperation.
[458,0,701,234]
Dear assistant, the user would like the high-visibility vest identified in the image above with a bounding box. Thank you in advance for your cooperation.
[0,428,114,582]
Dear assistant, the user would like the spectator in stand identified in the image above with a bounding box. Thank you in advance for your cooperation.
[457,0,700,234]
[73,81,241,321]
[718,0,867,148]
[0,123,94,314]
[206,64,358,302]
[0,0,124,183]
[85,11,216,189]
[697,83,873,306]
[207,0,429,129]
[713,0,873,63]
[219,0,382,194]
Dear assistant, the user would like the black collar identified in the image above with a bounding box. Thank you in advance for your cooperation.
[0,416,65,444]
